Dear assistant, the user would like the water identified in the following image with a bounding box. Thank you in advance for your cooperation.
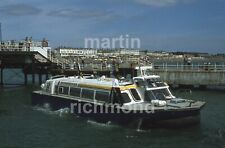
[0,86,225,148]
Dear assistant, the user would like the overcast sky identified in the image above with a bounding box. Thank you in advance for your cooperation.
[0,0,225,53]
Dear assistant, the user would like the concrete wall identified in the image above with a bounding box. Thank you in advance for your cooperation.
[153,70,225,86]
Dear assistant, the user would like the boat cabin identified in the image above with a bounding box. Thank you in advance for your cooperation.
[41,76,145,106]
[133,68,175,101]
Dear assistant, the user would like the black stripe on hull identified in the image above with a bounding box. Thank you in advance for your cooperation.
[32,92,201,128]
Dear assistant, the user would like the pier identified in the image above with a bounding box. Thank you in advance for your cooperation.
[152,64,225,88]
[0,47,225,89]
[0,51,56,86]
[0,51,136,86]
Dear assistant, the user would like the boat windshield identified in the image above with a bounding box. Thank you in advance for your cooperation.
[145,88,170,101]
[144,69,153,75]
[133,79,146,88]
[146,78,166,88]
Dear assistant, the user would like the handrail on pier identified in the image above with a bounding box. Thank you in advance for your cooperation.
[153,63,225,72]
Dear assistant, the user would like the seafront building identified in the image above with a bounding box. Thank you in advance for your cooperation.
[53,47,180,65]
[57,48,97,57]
[0,37,51,58]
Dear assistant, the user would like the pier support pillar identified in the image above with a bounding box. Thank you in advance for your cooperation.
[39,73,42,85]
[32,59,35,84]
[0,68,3,86]
[24,73,27,85]
[46,73,49,80]
[32,73,35,84]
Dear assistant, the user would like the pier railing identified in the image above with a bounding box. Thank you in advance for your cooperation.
[53,62,225,72]
[153,64,225,72]
[56,63,124,71]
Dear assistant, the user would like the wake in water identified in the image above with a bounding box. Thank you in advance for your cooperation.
[32,104,70,117]
[86,119,151,132]
[32,104,151,131]
[86,119,119,128]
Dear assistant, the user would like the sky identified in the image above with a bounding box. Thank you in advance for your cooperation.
[0,0,225,53]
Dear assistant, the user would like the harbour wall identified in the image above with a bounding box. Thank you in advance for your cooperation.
[153,70,225,87]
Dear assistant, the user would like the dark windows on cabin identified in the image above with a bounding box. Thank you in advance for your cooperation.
[146,79,158,88]
[134,79,145,88]
[46,82,51,92]
[58,87,63,94]
[121,93,131,103]
[151,89,170,100]
[58,86,69,95]
[146,78,166,88]
[130,89,141,101]
[155,82,166,87]
[70,87,81,97]
[63,87,69,95]
[145,89,170,101]
[54,81,60,94]
[95,91,110,102]
[145,90,156,101]
[81,89,94,100]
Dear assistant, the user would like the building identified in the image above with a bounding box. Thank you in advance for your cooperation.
[97,49,141,57]
[119,49,140,56]
[0,37,51,58]
[146,51,170,57]
[58,48,97,57]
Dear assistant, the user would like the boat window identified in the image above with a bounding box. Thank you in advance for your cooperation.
[155,82,166,87]
[95,91,110,102]
[58,86,69,95]
[130,89,141,101]
[146,78,162,88]
[64,87,69,95]
[59,87,63,94]
[54,81,60,94]
[146,79,156,88]
[133,79,145,87]
[121,93,131,103]
[54,86,57,94]
[46,82,51,92]
[81,89,94,100]
[46,83,49,91]
[145,91,156,101]
[70,87,81,97]
[152,89,170,100]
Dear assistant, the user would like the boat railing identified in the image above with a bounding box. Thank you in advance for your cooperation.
[50,75,65,79]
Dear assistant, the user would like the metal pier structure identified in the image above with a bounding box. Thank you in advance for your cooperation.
[0,51,57,86]
[0,51,136,86]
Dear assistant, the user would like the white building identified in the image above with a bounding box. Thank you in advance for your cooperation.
[97,49,140,57]
[120,49,140,56]
[59,48,97,57]
[0,37,51,58]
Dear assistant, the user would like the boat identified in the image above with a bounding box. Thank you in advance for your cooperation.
[32,67,206,128]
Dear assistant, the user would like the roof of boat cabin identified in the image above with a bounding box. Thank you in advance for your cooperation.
[49,76,136,91]
[134,75,160,79]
